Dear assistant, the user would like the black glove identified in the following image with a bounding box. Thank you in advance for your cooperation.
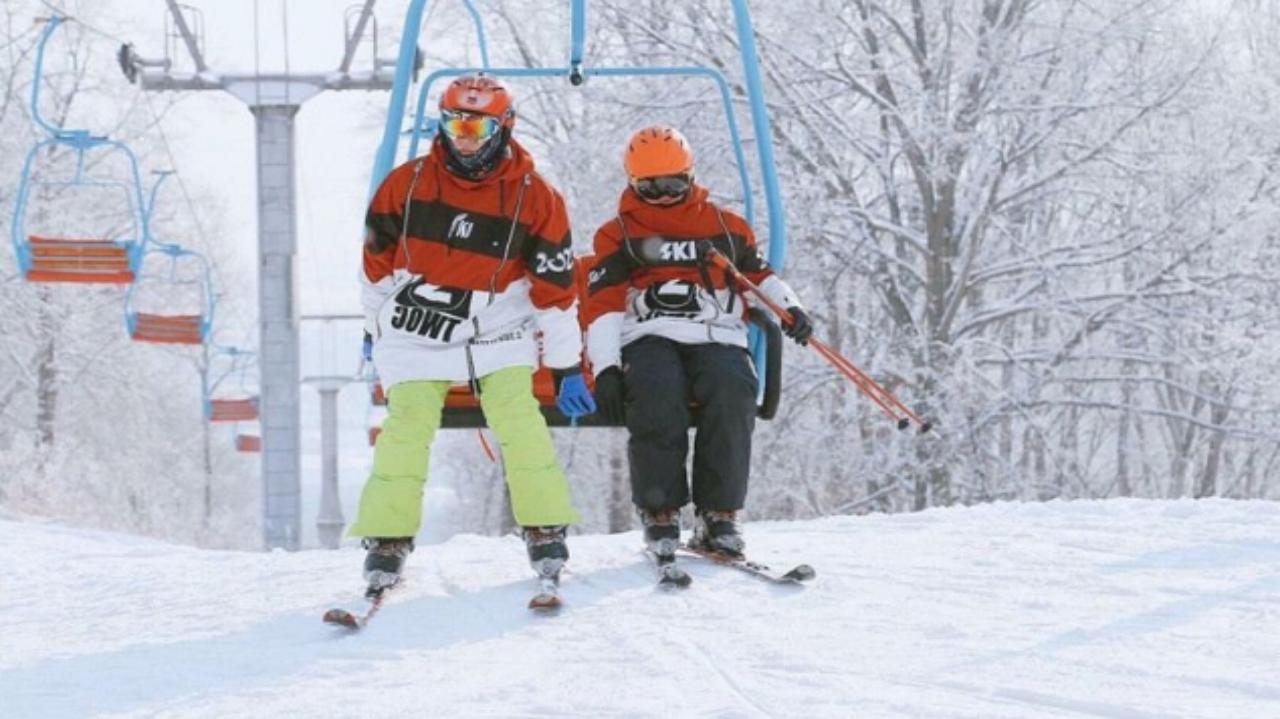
[593,365,626,424]
[783,307,813,346]
[362,332,374,362]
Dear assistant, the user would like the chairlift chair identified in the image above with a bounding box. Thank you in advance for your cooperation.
[10,17,149,285]
[367,0,789,429]
[125,244,216,344]
[124,175,216,345]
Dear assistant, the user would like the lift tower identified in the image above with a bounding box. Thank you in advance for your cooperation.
[120,1,403,549]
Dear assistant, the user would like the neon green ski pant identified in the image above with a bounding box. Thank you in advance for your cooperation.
[347,366,580,538]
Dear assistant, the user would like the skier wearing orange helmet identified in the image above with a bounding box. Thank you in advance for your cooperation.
[352,74,594,602]
[582,125,812,564]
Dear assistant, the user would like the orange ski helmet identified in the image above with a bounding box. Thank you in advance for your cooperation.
[438,74,516,178]
[624,125,694,181]
[439,73,516,129]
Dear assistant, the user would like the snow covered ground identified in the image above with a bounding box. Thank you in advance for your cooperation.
[2,499,1278,718]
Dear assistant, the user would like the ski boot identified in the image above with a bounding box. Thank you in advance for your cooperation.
[362,537,413,598]
[691,509,745,559]
[522,525,569,580]
[640,507,691,588]
[523,526,569,611]
[638,507,681,560]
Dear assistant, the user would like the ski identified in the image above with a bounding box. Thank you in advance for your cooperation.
[528,574,562,613]
[647,551,693,589]
[678,544,816,584]
[323,582,397,630]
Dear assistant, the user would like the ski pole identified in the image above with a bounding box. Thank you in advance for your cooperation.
[805,333,928,431]
[701,246,932,433]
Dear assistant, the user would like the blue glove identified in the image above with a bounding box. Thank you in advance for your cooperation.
[553,367,596,419]
[362,332,374,362]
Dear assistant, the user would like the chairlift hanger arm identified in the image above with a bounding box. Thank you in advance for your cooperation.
[29,17,77,139]
[164,0,207,74]
[339,0,377,75]
[145,170,175,223]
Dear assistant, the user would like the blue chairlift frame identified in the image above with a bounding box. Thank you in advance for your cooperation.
[123,173,217,342]
[201,345,260,422]
[9,16,150,282]
[367,0,789,401]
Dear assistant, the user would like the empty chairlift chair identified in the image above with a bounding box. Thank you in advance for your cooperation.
[125,244,215,345]
[124,173,216,345]
[10,17,148,285]
[202,347,260,423]
[202,346,261,451]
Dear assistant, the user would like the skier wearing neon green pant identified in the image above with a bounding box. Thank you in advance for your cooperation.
[349,370,581,536]
[353,75,595,598]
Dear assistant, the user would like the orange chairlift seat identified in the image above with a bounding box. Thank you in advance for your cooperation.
[235,433,262,453]
[24,237,138,284]
[131,313,206,344]
[366,381,387,445]
[208,397,260,423]
[365,379,385,445]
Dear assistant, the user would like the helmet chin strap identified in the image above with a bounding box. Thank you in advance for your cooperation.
[442,128,511,180]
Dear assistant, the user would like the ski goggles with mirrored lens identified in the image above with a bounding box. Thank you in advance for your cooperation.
[440,110,501,141]
[632,174,692,200]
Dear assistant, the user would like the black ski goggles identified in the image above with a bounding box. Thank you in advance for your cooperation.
[632,174,692,201]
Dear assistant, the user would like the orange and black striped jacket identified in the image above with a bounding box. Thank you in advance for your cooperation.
[361,137,582,382]
[582,185,800,374]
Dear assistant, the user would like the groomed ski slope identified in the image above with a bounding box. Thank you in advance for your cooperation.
[2,499,1278,719]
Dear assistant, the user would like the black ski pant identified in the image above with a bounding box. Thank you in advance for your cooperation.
[622,335,758,513]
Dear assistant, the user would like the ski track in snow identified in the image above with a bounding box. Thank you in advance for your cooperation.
[1,499,1278,718]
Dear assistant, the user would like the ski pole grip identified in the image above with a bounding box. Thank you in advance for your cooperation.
[702,246,795,324]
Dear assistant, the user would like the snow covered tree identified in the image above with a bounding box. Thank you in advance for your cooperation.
[0,0,258,547]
